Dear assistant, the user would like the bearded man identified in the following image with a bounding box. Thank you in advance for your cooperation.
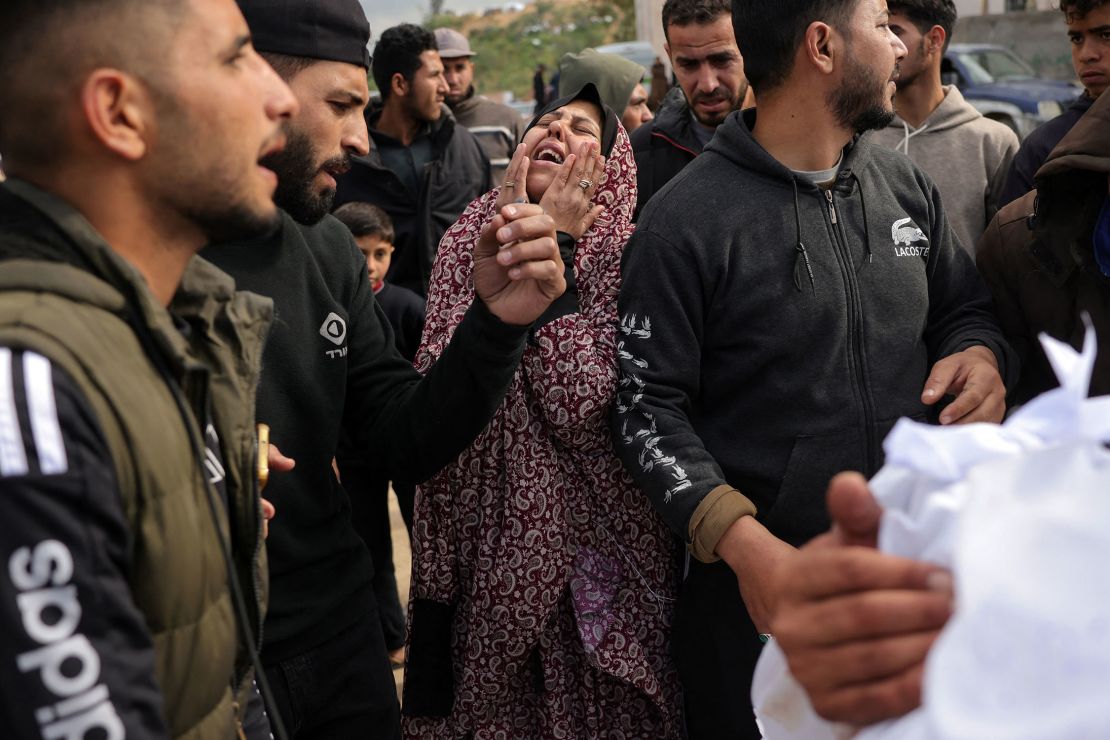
[630,0,752,218]
[202,2,566,737]
[612,0,1014,737]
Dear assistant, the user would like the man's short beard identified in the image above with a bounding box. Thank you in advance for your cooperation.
[260,126,350,226]
[690,81,748,127]
[829,57,898,133]
[404,92,443,125]
[446,85,473,107]
[894,40,927,92]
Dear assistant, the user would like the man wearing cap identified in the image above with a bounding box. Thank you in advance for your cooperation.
[436,27,524,182]
[336,24,490,297]
[203,3,568,737]
[559,48,654,134]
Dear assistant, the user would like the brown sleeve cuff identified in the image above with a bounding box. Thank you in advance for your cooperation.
[688,484,758,563]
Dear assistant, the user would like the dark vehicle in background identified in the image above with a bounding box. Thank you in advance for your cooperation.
[942,43,1083,139]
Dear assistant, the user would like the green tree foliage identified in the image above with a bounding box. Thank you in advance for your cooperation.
[428,0,635,100]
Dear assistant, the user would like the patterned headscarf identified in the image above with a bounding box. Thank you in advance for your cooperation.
[416,84,637,368]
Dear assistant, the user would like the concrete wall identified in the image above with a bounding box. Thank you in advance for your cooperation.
[634,0,667,69]
[956,0,1056,14]
[954,9,1077,81]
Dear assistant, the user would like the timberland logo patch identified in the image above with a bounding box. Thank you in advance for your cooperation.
[891,217,929,257]
[319,313,348,359]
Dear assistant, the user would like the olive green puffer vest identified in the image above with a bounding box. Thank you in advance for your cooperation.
[0,182,273,739]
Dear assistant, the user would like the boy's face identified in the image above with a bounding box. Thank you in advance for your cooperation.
[356,234,394,285]
[1067,3,1110,98]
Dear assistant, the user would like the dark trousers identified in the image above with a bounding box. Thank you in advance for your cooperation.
[674,557,764,739]
[344,467,412,652]
[393,480,415,534]
[264,611,401,739]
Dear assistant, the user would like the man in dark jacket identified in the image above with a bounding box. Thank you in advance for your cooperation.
[630,0,750,218]
[0,0,298,738]
[769,92,1110,733]
[336,24,490,296]
[203,2,567,737]
[979,85,1110,404]
[436,27,524,183]
[612,0,1012,737]
[999,0,1108,205]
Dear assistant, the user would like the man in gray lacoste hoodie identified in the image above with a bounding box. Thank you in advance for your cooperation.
[612,1,1015,737]
[871,0,1019,254]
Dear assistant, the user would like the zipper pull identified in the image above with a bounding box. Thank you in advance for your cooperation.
[824,189,838,225]
[234,700,247,740]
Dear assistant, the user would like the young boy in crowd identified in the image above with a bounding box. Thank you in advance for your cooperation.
[336,202,426,362]
[333,202,426,668]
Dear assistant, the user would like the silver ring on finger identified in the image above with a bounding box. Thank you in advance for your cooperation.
[577,179,592,191]
[503,180,517,188]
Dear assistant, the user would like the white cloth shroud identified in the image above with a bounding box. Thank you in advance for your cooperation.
[752,324,1110,739]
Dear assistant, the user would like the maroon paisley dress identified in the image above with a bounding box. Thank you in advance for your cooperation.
[402,124,682,739]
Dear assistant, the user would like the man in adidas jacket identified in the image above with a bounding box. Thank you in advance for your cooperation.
[0,0,299,737]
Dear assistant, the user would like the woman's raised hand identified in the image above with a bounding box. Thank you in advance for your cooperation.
[538,138,605,241]
[495,143,531,211]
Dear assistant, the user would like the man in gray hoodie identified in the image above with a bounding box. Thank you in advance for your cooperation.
[613,0,1013,736]
[872,0,1018,255]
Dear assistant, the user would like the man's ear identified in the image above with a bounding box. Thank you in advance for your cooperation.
[80,69,152,162]
[926,25,947,58]
[804,21,837,76]
[390,72,409,99]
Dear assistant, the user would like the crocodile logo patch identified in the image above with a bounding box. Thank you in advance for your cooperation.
[891,217,929,258]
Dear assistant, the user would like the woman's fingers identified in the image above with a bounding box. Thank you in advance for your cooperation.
[575,141,595,188]
[475,213,507,256]
[582,204,605,234]
[557,152,577,188]
[504,143,525,186]
[497,234,558,267]
[584,150,604,198]
[498,202,545,225]
[582,142,600,183]
[515,155,530,202]
[497,210,559,248]
[498,143,529,206]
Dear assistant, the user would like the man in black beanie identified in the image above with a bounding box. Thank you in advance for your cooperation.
[203,2,569,737]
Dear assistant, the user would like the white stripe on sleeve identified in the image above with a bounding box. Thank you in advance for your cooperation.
[0,348,29,477]
[23,352,69,475]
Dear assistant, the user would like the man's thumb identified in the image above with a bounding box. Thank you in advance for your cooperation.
[827,471,882,547]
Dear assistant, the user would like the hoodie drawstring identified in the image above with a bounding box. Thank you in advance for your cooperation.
[791,178,816,295]
[899,120,928,155]
[852,172,873,265]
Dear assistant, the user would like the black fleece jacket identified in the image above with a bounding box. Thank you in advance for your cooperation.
[613,109,1015,549]
[203,213,527,661]
[630,86,703,221]
[335,105,490,296]
[999,93,1095,207]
